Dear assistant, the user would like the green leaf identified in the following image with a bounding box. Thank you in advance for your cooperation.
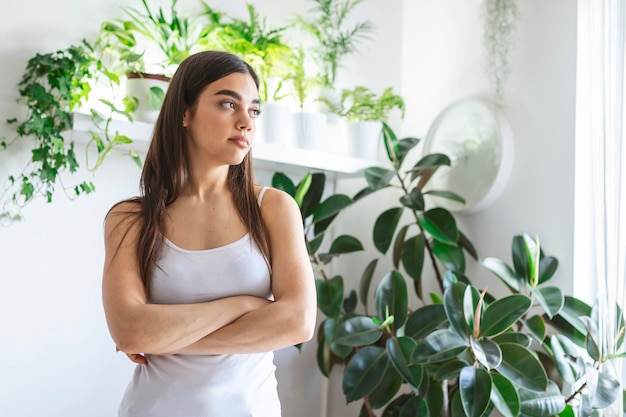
[490,372,521,417]
[423,189,466,204]
[399,187,424,211]
[538,256,558,284]
[365,166,395,190]
[412,329,467,363]
[307,233,324,255]
[405,304,447,341]
[327,235,363,255]
[334,316,383,346]
[518,380,565,417]
[549,335,575,385]
[401,233,425,283]
[411,153,451,171]
[316,335,333,377]
[386,337,422,389]
[444,282,470,340]
[592,367,622,409]
[434,359,468,380]
[459,366,492,417]
[343,346,388,402]
[524,315,547,342]
[300,172,326,218]
[382,121,399,164]
[368,365,403,410]
[492,332,532,348]
[375,270,408,329]
[471,338,502,369]
[480,294,532,337]
[424,379,444,417]
[481,257,523,292]
[511,234,530,282]
[373,207,403,254]
[418,208,458,245]
[294,172,312,207]
[432,240,465,272]
[399,396,428,417]
[272,172,296,196]
[343,290,357,313]
[496,343,548,392]
[359,259,378,313]
[531,286,564,319]
[323,318,352,359]
[312,194,353,223]
[148,85,165,110]
[392,225,409,269]
[463,285,481,332]
[458,229,478,261]
[395,137,420,168]
[316,276,344,319]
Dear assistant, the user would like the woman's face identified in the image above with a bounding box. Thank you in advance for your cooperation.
[183,72,260,168]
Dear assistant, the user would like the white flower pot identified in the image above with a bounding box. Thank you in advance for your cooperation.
[125,73,170,123]
[292,112,327,151]
[346,121,383,161]
[256,102,292,146]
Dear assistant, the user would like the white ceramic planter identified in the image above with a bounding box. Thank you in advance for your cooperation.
[345,121,383,161]
[125,73,170,124]
[256,102,292,146]
[292,112,327,151]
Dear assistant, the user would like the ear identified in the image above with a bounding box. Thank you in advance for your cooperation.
[182,109,189,127]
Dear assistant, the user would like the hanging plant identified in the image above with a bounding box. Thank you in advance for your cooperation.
[481,0,519,102]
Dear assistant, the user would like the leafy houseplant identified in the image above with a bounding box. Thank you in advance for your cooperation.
[324,86,406,123]
[0,43,95,223]
[273,123,625,416]
[297,0,375,88]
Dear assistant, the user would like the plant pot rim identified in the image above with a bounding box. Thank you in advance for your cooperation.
[127,72,171,82]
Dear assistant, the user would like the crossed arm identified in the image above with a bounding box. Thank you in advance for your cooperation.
[101,189,317,359]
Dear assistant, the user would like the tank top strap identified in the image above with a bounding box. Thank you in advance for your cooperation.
[257,186,270,206]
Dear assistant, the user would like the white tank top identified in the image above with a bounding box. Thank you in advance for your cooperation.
[118,187,281,417]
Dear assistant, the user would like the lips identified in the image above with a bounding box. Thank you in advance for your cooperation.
[229,135,250,149]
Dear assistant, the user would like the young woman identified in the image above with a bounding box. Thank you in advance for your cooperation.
[102,51,317,417]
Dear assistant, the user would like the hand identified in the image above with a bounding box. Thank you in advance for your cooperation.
[116,346,148,365]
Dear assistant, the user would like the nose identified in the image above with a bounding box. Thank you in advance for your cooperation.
[238,109,254,132]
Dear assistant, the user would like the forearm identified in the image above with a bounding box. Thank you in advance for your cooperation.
[174,299,316,355]
[110,295,267,354]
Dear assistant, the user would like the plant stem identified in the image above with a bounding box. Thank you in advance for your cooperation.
[565,381,587,404]
[395,171,444,293]
[363,396,376,417]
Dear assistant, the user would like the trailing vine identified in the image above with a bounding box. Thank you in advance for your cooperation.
[481,0,519,102]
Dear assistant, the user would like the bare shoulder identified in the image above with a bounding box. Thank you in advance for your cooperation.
[255,186,301,226]
[104,200,143,239]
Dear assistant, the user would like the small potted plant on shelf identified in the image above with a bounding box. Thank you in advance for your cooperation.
[272,123,625,417]
[321,86,405,160]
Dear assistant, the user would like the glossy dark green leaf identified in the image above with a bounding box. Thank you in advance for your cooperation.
[412,153,451,170]
[353,186,375,202]
[531,286,564,319]
[307,232,324,255]
[316,335,333,377]
[458,229,478,261]
[327,235,364,255]
[294,172,312,208]
[323,318,352,359]
[492,332,532,348]
[554,296,592,335]
[480,294,532,337]
[490,372,521,417]
[434,359,468,380]
[512,234,530,282]
[459,366,492,417]
[481,257,523,292]
[365,166,395,190]
[405,304,447,340]
[524,314,547,342]
[424,379,444,417]
[343,346,389,402]
[368,365,403,409]
[315,276,344,319]
[432,240,465,273]
[386,337,422,389]
[522,233,540,286]
[471,337,502,369]
[359,259,378,314]
[343,290,357,313]
[412,329,467,363]
[401,233,425,284]
[423,189,466,204]
[375,270,408,329]
[399,187,424,211]
[444,282,470,340]
[392,225,409,269]
[272,172,297,196]
[463,285,481,332]
[382,121,399,165]
[373,207,404,254]
[549,335,575,384]
[300,172,326,218]
[399,396,428,417]
[558,405,576,417]
[518,380,565,416]
[593,367,622,409]
[334,316,383,347]
[418,208,458,245]
[582,317,600,361]
[312,194,352,223]
[450,390,464,417]
[496,343,548,392]
[394,137,420,168]
[381,393,412,417]
[313,214,336,236]
[538,256,558,284]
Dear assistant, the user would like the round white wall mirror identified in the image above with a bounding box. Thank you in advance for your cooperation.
[422,98,514,213]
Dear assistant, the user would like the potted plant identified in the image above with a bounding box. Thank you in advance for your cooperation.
[296,0,374,89]
[321,86,405,160]
[273,123,625,416]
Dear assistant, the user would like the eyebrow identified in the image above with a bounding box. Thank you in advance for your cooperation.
[214,89,260,105]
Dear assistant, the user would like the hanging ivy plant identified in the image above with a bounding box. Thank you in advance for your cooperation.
[481,0,519,102]
[0,42,95,223]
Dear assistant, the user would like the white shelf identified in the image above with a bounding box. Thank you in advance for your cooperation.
[67,112,375,177]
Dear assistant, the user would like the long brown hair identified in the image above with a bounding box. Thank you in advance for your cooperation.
[109,51,270,287]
